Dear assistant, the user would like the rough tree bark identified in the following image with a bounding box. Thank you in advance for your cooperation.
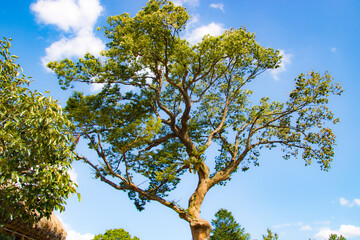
[190,219,211,240]
[186,162,213,240]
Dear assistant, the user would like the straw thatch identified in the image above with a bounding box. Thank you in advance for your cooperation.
[0,183,67,240]
[0,213,67,240]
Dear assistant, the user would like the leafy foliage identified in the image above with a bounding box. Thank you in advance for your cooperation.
[329,234,346,240]
[0,38,77,223]
[48,0,342,231]
[210,209,250,240]
[263,229,279,240]
[0,232,15,240]
[93,228,140,240]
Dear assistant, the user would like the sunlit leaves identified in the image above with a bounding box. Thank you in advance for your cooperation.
[231,71,343,172]
[0,38,77,223]
[93,228,140,240]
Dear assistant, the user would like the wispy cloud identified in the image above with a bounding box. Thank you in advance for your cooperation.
[272,222,314,232]
[210,3,224,12]
[184,22,225,45]
[331,47,337,52]
[300,225,313,231]
[31,0,105,67]
[172,0,200,7]
[186,14,200,29]
[272,222,303,229]
[339,197,360,207]
[315,220,332,226]
[315,225,360,239]
[268,49,293,81]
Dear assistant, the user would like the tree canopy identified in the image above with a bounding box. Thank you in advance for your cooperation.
[48,0,342,239]
[263,229,279,240]
[210,209,250,240]
[328,234,346,240]
[93,228,140,240]
[0,38,77,223]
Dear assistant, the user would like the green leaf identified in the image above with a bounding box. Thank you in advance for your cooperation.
[0,38,77,224]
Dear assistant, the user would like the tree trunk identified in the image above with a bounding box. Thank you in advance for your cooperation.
[190,219,211,240]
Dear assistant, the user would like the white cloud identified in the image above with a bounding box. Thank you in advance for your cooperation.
[68,167,78,184]
[315,227,336,239]
[273,222,303,229]
[340,197,360,207]
[331,47,337,52]
[273,222,314,232]
[31,0,105,68]
[315,220,332,226]
[188,14,200,26]
[315,225,360,239]
[56,215,94,240]
[185,22,225,45]
[90,83,105,93]
[269,49,293,81]
[340,197,350,206]
[67,230,95,240]
[339,225,360,237]
[31,0,103,32]
[300,225,313,231]
[90,83,105,92]
[172,0,200,6]
[41,29,105,67]
[210,3,224,12]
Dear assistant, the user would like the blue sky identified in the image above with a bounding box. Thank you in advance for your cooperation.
[1,0,360,239]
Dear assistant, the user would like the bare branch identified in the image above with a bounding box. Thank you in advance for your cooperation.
[75,153,129,188]
[84,132,131,185]
[75,152,190,221]
[141,133,176,152]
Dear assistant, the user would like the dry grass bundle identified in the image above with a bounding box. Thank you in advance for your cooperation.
[0,213,67,240]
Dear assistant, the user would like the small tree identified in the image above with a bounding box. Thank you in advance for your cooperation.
[0,38,77,223]
[93,228,140,240]
[263,228,279,240]
[49,0,342,239]
[329,234,346,240]
[210,209,250,240]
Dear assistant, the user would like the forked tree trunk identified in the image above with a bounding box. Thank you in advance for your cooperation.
[185,160,213,240]
[190,219,211,240]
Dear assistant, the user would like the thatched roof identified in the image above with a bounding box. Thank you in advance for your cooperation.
[0,213,67,240]
[0,184,67,240]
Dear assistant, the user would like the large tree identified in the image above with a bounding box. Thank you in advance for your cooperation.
[0,38,77,224]
[48,0,342,239]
